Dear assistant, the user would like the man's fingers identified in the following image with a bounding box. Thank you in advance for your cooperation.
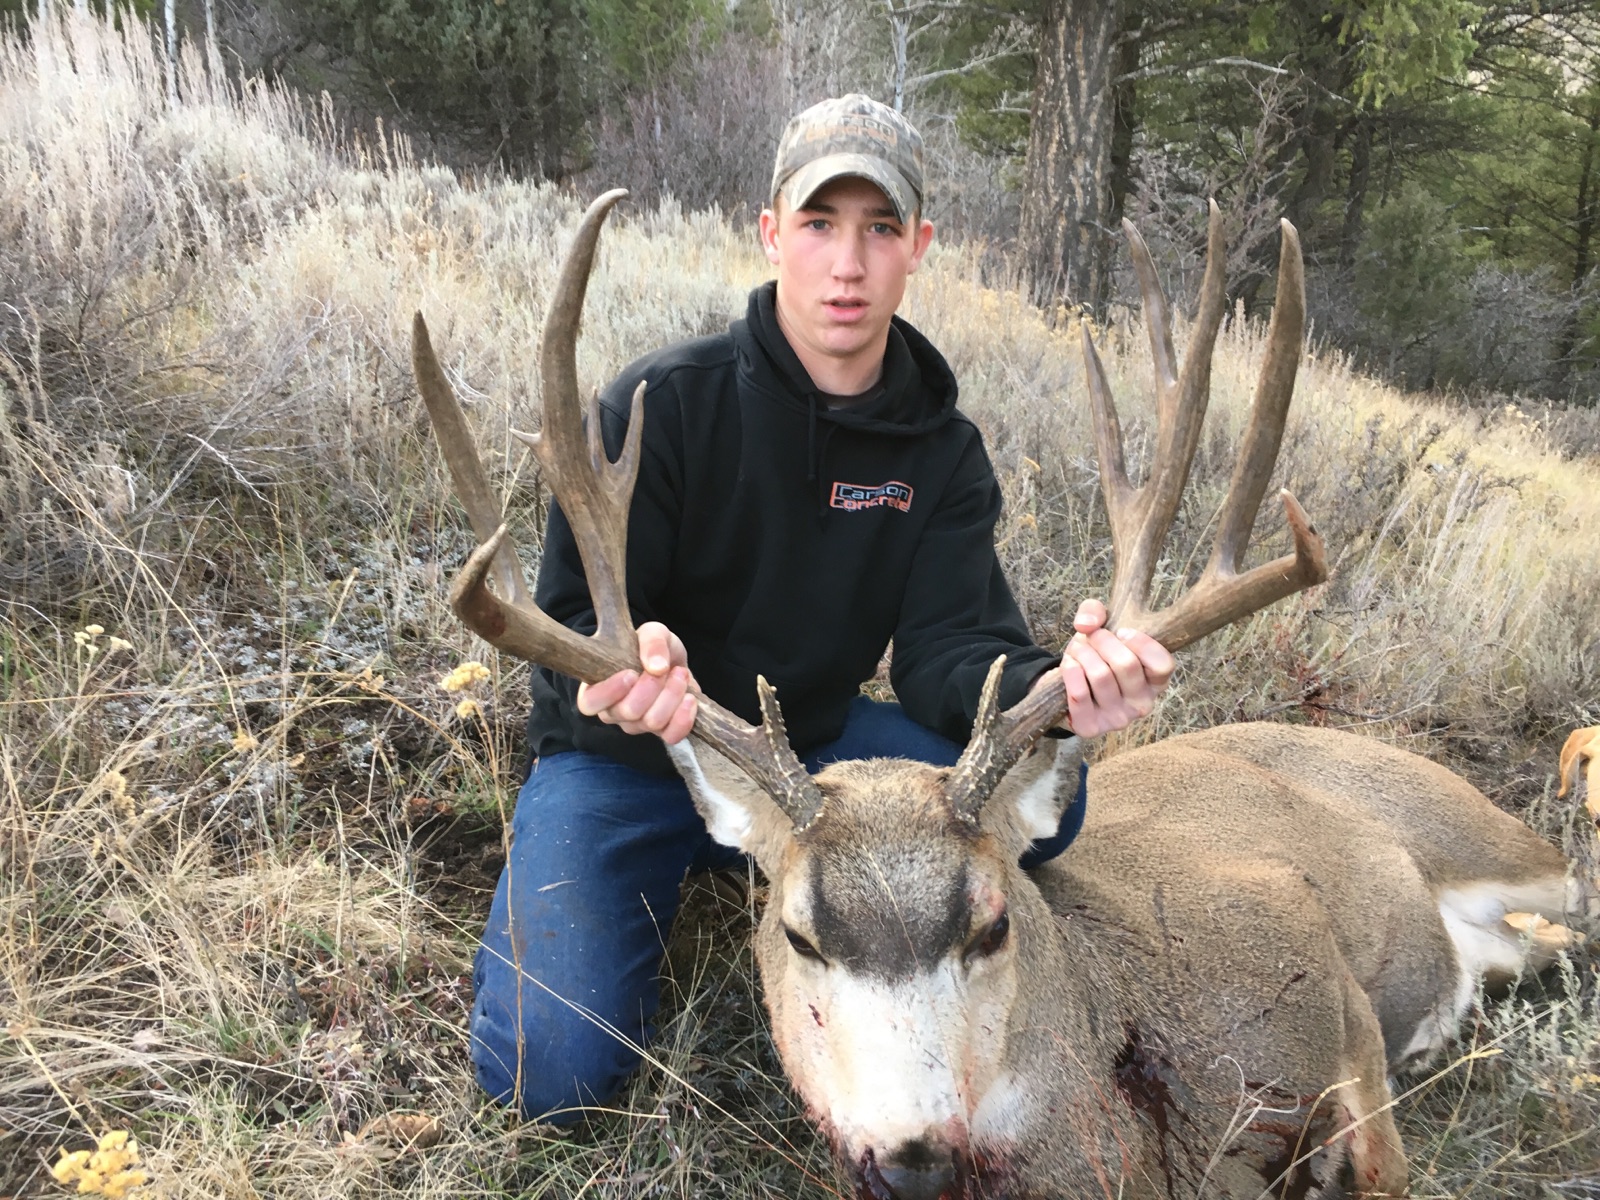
[1074,598,1108,634]
[660,693,698,744]
[577,670,638,717]
[610,672,671,725]
[1119,630,1176,690]
[1066,636,1119,706]
[642,667,691,731]
[637,622,676,675]
[1085,628,1145,698]
[1061,658,1097,735]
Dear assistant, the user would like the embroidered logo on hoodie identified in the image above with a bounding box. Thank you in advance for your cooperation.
[830,480,914,513]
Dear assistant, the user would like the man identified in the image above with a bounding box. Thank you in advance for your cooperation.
[470,94,1174,1120]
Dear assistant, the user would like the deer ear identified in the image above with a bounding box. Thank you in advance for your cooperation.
[667,740,798,868]
[982,736,1085,859]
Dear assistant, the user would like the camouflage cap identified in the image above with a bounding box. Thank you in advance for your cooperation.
[771,94,925,224]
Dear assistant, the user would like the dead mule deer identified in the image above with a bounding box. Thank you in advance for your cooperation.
[412,191,1589,1199]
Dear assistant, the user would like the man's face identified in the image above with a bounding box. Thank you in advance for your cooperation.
[759,176,935,386]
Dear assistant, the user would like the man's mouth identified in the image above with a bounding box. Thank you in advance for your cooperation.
[827,298,868,320]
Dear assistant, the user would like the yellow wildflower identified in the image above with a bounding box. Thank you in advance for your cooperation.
[50,1150,92,1182]
[232,728,258,753]
[454,698,481,720]
[49,1131,148,1196]
[440,661,491,692]
[107,636,134,654]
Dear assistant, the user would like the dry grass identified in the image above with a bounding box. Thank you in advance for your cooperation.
[2,9,1598,1199]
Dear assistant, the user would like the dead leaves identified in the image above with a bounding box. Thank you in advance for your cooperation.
[343,1113,443,1158]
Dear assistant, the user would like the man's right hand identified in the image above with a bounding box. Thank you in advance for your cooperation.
[576,621,701,744]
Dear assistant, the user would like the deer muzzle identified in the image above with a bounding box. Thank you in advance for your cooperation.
[856,1143,967,1200]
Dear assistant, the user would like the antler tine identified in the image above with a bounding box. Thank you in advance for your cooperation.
[527,188,638,648]
[1140,217,1326,652]
[944,204,1327,821]
[412,313,531,607]
[415,190,825,831]
[1209,219,1305,578]
[1096,202,1231,632]
[1123,220,1177,400]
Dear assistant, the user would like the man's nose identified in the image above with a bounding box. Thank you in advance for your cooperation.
[833,234,867,279]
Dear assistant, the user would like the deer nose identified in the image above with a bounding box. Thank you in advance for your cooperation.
[857,1140,960,1200]
[874,1164,957,1200]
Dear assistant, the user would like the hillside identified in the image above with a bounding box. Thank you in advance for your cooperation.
[2,11,1597,1199]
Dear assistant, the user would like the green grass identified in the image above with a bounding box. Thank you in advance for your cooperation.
[2,8,1597,1199]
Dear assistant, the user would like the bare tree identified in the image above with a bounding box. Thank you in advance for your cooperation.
[163,0,178,105]
[880,0,1029,113]
[768,0,877,115]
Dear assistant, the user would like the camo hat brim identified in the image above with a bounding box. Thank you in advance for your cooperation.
[771,94,924,224]
[778,153,920,225]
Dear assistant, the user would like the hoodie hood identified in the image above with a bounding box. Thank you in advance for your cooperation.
[736,281,960,436]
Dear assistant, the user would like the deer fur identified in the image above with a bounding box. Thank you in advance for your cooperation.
[671,723,1588,1200]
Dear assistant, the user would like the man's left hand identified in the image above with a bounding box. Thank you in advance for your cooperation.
[1050,599,1174,738]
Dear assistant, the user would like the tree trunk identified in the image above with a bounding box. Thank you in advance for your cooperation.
[204,0,219,80]
[1556,92,1600,390]
[1018,0,1121,317]
[1338,116,1373,268]
[164,0,178,105]
[1107,30,1139,236]
[887,3,910,112]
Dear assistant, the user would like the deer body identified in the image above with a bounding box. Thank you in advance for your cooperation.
[696,722,1577,1199]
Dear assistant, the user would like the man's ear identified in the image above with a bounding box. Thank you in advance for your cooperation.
[979,736,1084,861]
[759,206,781,266]
[667,739,797,870]
[907,217,934,273]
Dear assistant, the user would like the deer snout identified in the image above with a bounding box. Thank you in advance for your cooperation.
[856,1141,963,1200]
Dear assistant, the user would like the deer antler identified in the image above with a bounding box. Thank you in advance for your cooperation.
[947,204,1327,821]
[413,189,825,828]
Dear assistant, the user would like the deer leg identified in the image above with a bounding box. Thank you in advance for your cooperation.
[1328,960,1409,1199]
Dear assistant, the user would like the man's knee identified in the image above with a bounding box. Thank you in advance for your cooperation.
[469,753,703,1119]
[470,944,649,1121]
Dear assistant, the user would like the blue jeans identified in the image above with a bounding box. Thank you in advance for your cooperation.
[469,698,1086,1120]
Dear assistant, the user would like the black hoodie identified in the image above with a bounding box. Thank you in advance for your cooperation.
[525,282,1059,777]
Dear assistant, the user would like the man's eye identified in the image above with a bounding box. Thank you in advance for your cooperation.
[871,222,898,236]
[805,218,829,232]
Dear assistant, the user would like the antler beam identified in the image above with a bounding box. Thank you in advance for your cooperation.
[947,205,1328,815]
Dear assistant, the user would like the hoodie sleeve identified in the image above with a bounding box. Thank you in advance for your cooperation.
[889,431,1060,744]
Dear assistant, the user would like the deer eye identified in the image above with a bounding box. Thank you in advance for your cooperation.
[964,911,1010,966]
[785,927,824,962]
